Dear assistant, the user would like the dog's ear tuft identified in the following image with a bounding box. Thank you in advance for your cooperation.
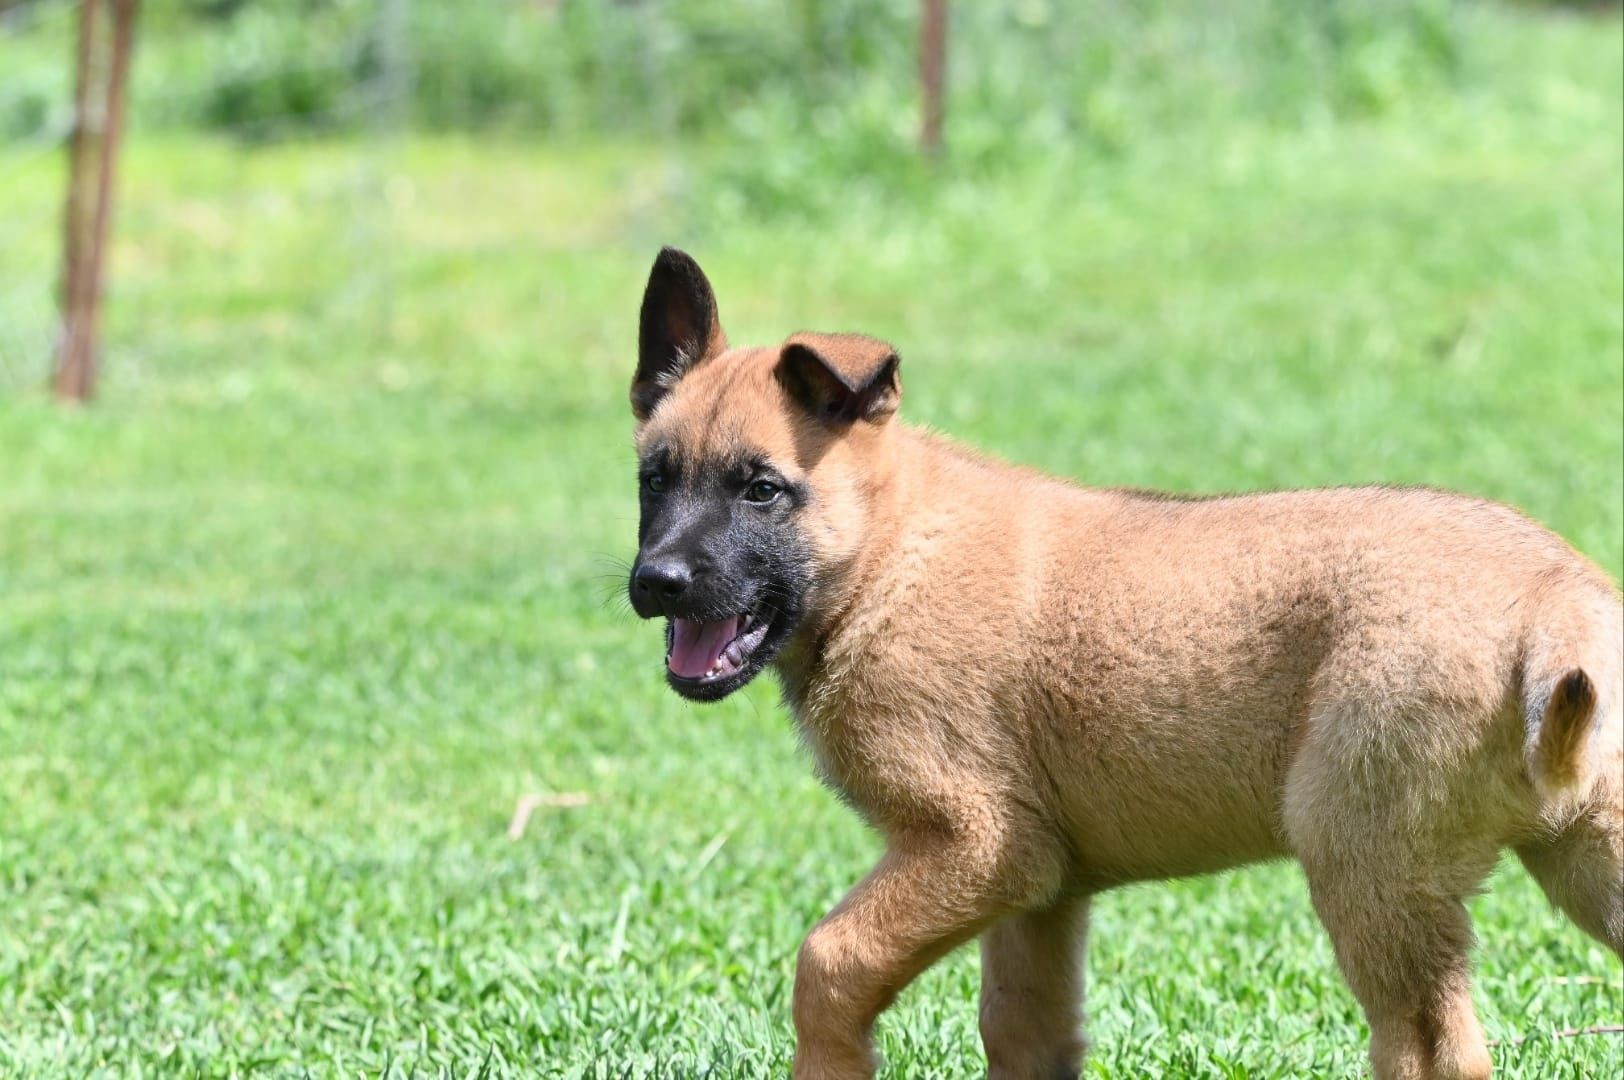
[633,247,727,421]
[775,332,901,426]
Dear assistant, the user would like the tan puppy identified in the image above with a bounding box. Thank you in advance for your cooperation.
[624,248,1624,1080]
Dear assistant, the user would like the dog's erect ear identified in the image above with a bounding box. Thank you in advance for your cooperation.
[775,332,901,425]
[633,247,727,421]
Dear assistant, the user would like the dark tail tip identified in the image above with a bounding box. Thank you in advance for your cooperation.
[1538,668,1598,790]
[1552,669,1597,720]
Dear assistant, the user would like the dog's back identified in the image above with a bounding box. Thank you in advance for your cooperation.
[788,430,1622,892]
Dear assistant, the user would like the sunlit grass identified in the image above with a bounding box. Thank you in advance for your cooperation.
[0,6,1620,1077]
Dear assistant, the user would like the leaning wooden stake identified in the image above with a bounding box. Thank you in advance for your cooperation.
[55,0,100,400]
[919,0,946,157]
[54,0,140,403]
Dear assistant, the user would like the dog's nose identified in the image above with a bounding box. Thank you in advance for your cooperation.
[633,560,692,606]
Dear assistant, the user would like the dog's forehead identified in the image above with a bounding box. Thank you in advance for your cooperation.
[636,347,800,466]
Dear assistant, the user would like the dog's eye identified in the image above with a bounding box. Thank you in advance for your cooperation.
[744,479,781,504]
[645,472,668,494]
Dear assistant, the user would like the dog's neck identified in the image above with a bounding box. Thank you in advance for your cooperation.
[770,423,933,711]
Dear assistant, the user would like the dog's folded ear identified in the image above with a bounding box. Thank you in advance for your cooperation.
[633,247,727,421]
[776,332,901,425]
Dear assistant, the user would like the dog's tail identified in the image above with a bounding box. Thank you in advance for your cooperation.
[1522,577,1623,802]
[1529,669,1599,798]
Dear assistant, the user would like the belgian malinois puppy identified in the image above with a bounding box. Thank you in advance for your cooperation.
[624,248,1623,1080]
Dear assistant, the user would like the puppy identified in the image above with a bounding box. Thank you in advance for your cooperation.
[624,248,1623,1080]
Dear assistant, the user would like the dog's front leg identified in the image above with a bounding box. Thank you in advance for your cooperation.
[791,839,1019,1080]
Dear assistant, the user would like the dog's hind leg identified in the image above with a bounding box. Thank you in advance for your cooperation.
[1300,860,1495,1080]
[1286,714,1500,1080]
[978,894,1090,1080]
[1515,788,1624,957]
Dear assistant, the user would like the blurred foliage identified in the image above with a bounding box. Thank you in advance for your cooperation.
[0,0,1613,218]
[5,1,1467,139]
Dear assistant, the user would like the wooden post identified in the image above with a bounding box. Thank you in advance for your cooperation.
[919,0,946,158]
[55,0,100,400]
[54,0,140,403]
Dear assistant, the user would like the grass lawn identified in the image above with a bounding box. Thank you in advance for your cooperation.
[1,8,1621,1078]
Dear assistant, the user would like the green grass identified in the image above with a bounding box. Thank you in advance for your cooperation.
[2,7,1622,1078]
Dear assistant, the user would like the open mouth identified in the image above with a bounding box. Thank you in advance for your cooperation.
[666,611,773,685]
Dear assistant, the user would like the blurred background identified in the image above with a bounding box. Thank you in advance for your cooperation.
[1,1,1620,1075]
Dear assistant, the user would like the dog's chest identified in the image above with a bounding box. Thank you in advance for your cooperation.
[779,632,1005,828]
[781,655,884,799]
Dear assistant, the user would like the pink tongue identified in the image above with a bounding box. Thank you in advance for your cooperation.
[668,617,740,679]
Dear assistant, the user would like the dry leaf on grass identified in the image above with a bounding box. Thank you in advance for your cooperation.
[506,792,593,840]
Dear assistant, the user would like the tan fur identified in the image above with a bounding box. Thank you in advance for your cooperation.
[636,334,1624,1080]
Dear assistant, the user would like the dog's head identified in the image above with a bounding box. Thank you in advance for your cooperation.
[626,247,902,702]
